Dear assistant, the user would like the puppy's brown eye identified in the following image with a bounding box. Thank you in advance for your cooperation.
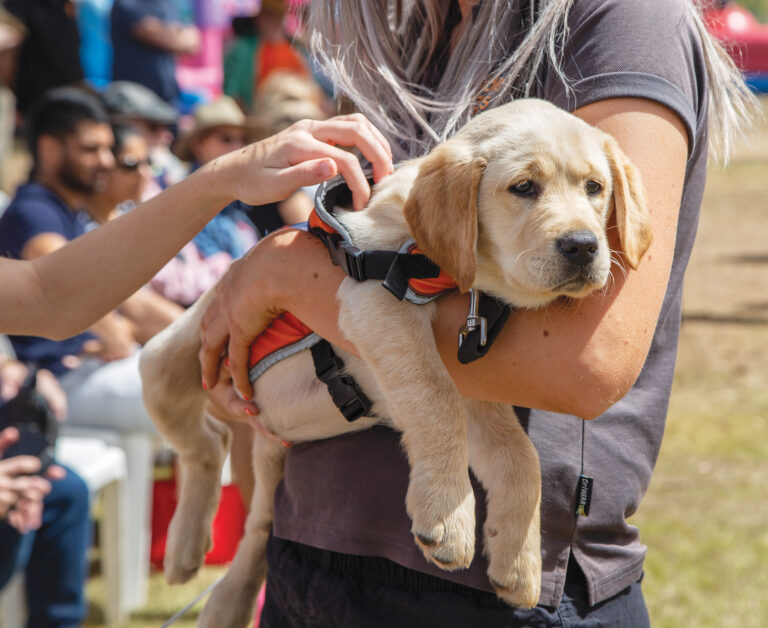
[586,180,602,195]
[510,180,537,197]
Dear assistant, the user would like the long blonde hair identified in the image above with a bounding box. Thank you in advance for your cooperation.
[307,0,757,161]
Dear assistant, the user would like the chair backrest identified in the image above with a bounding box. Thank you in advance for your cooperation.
[0,335,16,360]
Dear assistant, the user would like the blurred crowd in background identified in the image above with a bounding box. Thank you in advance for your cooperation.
[0,0,335,232]
[0,1,338,623]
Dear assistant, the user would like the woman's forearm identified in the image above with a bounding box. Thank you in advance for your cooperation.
[2,115,394,339]
[26,166,234,339]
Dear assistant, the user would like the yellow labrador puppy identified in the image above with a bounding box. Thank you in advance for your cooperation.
[140,98,651,626]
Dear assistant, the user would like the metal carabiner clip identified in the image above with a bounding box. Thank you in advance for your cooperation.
[458,289,488,349]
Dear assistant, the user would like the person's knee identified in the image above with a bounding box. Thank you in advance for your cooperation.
[46,466,90,526]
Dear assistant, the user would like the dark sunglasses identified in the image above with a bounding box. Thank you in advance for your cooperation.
[116,154,152,171]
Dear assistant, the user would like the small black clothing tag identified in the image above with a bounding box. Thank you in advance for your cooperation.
[575,475,594,517]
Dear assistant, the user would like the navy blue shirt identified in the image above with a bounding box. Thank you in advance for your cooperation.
[0,183,94,376]
[111,0,179,104]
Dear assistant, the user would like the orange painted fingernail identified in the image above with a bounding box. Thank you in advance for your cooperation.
[202,380,208,390]
[224,357,230,368]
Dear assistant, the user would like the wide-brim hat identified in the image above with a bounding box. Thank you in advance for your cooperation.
[172,96,261,162]
[102,81,178,126]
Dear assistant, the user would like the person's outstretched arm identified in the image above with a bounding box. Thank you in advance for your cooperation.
[0,115,393,338]
[199,98,688,420]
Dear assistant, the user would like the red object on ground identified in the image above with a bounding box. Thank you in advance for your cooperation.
[704,3,768,72]
[150,476,247,569]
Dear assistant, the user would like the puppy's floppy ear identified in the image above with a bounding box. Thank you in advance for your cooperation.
[604,136,653,270]
[403,142,487,292]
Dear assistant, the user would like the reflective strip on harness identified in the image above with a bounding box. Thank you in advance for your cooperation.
[247,312,371,422]
[248,312,322,383]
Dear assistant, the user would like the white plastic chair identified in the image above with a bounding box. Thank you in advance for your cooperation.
[0,436,127,627]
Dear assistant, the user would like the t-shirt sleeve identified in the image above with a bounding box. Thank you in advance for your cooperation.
[0,200,70,258]
[543,0,705,154]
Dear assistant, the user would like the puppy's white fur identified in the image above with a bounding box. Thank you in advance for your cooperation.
[140,99,651,627]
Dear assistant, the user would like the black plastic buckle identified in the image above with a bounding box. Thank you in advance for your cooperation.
[310,340,373,422]
[323,236,367,282]
[334,375,373,422]
[340,240,366,281]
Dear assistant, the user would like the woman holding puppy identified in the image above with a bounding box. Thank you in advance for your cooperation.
[198,0,756,626]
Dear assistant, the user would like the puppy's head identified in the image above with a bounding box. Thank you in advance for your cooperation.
[403,99,652,307]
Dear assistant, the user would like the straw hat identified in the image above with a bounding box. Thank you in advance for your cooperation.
[173,96,260,161]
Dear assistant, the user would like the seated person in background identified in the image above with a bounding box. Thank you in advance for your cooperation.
[84,123,155,223]
[223,0,311,113]
[0,86,161,435]
[152,95,259,306]
[83,123,183,343]
[101,80,187,191]
[0,356,90,628]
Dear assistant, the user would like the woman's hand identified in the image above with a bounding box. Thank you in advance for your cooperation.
[210,113,394,212]
[199,238,285,414]
[199,114,393,410]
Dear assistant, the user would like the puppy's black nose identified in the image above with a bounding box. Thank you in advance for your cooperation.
[557,231,599,266]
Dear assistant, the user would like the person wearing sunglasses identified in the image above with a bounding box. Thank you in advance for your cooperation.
[85,123,154,225]
[82,123,185,345]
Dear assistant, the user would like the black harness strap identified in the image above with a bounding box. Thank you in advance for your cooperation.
[310,339,373,422]
[457,295,514,365]
[312,230,442,301]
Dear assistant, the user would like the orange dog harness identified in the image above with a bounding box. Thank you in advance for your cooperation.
[247,174,512,427]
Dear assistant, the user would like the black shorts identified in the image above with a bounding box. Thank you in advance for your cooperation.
[260,535,650,628]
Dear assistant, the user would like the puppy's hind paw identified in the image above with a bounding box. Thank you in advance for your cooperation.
[163,516,212,584]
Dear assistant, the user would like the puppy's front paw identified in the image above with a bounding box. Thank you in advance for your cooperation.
[163,511,212,584]
[485,523,542,609]
[407,472,476,570]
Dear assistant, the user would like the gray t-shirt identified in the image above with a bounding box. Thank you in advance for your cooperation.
[273,0,708,607]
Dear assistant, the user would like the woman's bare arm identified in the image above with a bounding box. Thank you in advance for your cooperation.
[0,115,393,338]
[200,98,688,420]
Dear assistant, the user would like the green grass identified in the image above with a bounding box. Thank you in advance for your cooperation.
[84,565,228,626]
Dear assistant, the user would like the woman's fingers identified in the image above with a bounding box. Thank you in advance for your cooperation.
[205,365,260,419]
[226,330,255,402]
[270,158,338,196]
[199,301,229,390]
[307,115,394,182]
